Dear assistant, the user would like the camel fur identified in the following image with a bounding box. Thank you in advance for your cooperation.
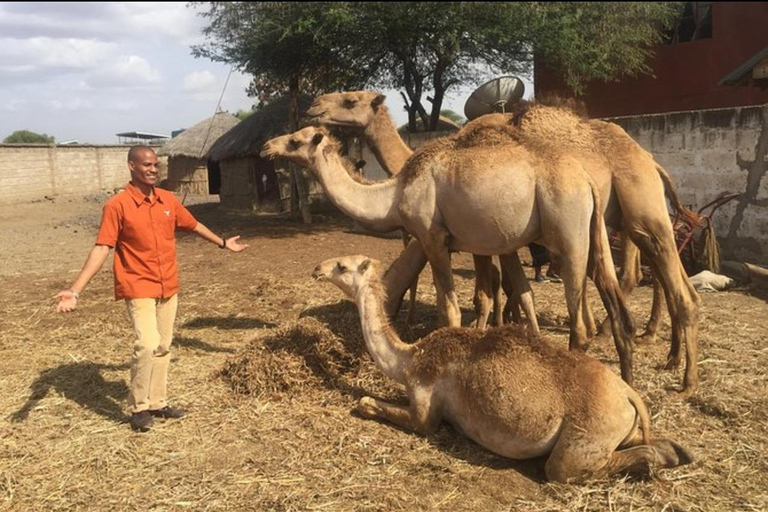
[308,91,537,332]
[312,255,693,483]
[309,90,702,394]
[262,126,638,385]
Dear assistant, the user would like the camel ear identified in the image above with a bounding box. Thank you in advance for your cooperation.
[358,258,371,275]
[371,94,386,110]
[311,132,324,146]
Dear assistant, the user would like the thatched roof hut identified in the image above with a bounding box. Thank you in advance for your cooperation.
[207,95,316,212]
[157,111,240,195]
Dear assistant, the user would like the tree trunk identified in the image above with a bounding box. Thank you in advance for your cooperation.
[289,75,312,224]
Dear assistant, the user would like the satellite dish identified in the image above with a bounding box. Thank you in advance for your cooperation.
[463,76,525,121]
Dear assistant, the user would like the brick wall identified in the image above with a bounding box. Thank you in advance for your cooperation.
[0,145,167,204]
[610,104,768,263]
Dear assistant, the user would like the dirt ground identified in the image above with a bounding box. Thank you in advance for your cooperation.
[1,195,767,512]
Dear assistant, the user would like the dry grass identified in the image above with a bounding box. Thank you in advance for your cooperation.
[1,199,767,512]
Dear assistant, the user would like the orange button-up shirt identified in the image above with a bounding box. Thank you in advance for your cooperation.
[96,183,199,300]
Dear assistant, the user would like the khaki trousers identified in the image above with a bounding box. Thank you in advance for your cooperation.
[124,294,178,413]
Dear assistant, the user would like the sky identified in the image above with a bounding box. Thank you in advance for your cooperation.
[0,2,532,145]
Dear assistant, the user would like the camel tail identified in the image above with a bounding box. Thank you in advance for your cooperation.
[625,384,652,445]
[588,181,636,384]
[656,163,700,226]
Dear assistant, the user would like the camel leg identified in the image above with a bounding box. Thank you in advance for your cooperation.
[491,258,504,327]
[357,391,441,436]
[500,266,521,324]
[472,255,495,329]
[588,214,636,385]
[582,289,597,338]
[630,224,701,393]
[382,239,428,319]
[401,230,419,325]
[499,252,539,334]
[420,230,462,327]
[639,273,665,343]
[596,231,641,339]
[557,251,590,352]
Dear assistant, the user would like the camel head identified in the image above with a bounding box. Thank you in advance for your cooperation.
[260,126,338,168]
[306,91,387,130]
[312,255,381,298]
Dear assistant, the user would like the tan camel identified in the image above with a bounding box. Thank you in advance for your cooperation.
[310,91,702,393]
[458,108,702,392]
[262,125,638,384]
[308,91,535,331]
[312,255,693,483]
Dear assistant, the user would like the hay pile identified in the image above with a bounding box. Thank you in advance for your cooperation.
[220,314,402,402]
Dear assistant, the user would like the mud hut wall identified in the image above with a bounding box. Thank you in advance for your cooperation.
[610,104,768,263]
[0,145,168,205]
[219,157,258,211]
[168,155,208,195]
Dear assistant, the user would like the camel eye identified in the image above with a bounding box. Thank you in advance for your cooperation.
[336,262,347,273]
[287,139,301,151]
[343,99,357,109]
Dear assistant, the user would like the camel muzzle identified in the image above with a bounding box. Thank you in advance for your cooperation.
[312,267,327,281]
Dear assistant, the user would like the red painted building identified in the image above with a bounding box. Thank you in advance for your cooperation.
[534,2,768,117]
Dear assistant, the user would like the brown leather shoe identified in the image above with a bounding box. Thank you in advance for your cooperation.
[130,411,154,432]
[149,406,185,419]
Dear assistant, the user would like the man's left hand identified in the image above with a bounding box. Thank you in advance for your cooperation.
[224,235,249,252]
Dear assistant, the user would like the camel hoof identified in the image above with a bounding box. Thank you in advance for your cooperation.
[653,439,695,468]
[357,397,378,418]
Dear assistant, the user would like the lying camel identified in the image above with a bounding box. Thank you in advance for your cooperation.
[307,91,534,331]
[312,255,693,483]
[309,91,702,393]
[262,126,637,384]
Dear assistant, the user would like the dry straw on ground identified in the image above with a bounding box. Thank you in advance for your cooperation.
[1,200,767,511]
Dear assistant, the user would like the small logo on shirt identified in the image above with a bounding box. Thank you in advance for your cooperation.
[164,210,171,217]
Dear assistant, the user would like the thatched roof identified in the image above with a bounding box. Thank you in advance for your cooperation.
[207,95,314,161]
[157,111,240,159]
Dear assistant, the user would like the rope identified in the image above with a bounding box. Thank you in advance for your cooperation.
[700,220,721,273]
[198,66,235,159]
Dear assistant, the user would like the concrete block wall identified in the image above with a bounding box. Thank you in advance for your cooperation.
[611,104,768,263]
[0,145,167,204]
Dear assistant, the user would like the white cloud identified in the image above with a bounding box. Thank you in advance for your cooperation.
[182,70,217,92]
[0,3,206,45]
[49,98,94,111]
[0,37,116,74]
[0,98,28,112]
[85,55,162,90]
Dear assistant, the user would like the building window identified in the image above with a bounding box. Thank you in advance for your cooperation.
[664,2,713,44]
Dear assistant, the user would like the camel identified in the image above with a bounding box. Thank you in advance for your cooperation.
[312,255,693,483]
[309,91,702,394]
[307,91,537,332]
[261,125,638,384]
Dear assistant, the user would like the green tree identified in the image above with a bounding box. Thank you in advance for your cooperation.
[3,130,55,144]
[191,2,679,133]
[338,2,679,131]
[234,108,255,121]
[440,109,466,127]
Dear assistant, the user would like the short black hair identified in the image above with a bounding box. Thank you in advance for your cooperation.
[127,145,155,162]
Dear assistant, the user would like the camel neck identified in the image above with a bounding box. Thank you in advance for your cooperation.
[313,150,404,232]
[364,110,413,176]
[355,282,415,384]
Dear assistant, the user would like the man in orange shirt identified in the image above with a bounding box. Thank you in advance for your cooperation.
[54,145,248,432]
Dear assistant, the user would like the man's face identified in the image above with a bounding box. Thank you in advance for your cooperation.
[129,149,159,186]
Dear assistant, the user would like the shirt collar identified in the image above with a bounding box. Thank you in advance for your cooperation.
[126,182,164,206]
